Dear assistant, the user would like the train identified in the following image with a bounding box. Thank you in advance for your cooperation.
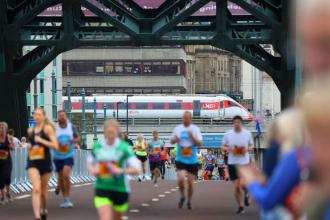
[62,94,253,122]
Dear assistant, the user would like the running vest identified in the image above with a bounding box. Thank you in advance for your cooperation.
[135,140,147,156]
[92,139,134,193]
[0,137,11,162]
[54,122,75,159]
[207,155,214,165]
[27,128,52,166]
[148,139,162,162]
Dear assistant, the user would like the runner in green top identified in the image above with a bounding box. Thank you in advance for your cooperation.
[133,134,147,182]
[87,120,140,220]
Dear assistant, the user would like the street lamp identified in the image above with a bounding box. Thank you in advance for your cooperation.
[116,101,123,121]
[126,95,133,134]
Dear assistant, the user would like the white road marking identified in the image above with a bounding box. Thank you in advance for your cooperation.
[141,203,150,207]
[164,191,171,194]
[15,195,31,200]
[122,216,129,220]
[129,209,140,213]
[158,194,165,198]
[171,188,177,191]
[151,198,159,202]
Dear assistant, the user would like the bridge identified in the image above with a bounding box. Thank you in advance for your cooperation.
[1,0,296,136]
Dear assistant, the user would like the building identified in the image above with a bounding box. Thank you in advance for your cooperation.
[241,60,281,117]
[185,45,242,97]
[26,55,62,120]
[62,47,187,95]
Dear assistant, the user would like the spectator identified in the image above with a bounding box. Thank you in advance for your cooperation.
[8,129,20,148]
[20,137,28,148]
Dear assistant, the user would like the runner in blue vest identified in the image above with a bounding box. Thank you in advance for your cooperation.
[171,111,202,210]
[147,130,164,187]
[54,110,80,208]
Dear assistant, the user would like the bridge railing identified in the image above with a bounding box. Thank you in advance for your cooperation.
[10,148,95,194]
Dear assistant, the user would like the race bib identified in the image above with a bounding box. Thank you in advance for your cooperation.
[29,146,45,160]
[58,144,70,154]
[233,146,245,157]
[98,161,119,178]
[153,147,161,154]
[0,150,9,160]
[181,147,193,157]
[136,145,144,151]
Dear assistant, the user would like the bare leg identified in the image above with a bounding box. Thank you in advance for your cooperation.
[97,205,112,220]
[62,166,72,198]
[40,173,51,212]
[232,179,243,207]
[113,210,123,220]
[187,173,196,203]
[28,168,41,219]
[177,170,186,208]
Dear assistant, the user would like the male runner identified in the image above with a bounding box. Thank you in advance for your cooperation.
[171,111,202,210]
[222,115,253,214]
[54,110,80,208]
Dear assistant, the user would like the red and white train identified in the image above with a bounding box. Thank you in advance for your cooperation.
[62,95,253,121]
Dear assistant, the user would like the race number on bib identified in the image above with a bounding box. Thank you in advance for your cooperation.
[0,150,9,160]
[153,147,161,154]
[98,161,119,178]
[58,144,70,154]
[233,146,245,157]
[29,146,45,160]
[181,147,193,157]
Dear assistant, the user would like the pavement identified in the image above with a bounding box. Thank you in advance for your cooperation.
[0,180,259,220]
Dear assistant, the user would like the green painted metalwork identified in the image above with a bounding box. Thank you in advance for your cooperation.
[0,0,295,136]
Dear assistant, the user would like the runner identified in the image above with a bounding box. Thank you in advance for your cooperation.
[197,150,203,180]
[171,111,202,210]
[147,130,163,187]
[53,110,80,208]
[0,122,14,205]
[203,150,216,180]
[133,134,147,182]
[216,154,226,180]
[222,115,253,214]
[27,108,58,220]
[8,129,21,148]
[87,120,140,220]
[159,145,169,180]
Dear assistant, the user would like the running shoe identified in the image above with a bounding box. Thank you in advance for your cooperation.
[161,175,165,180]
[60,200,74,208]
[41,211,48,220]
[244,193,250,207]
[55,186,60,195]
[138,177,142,182]
[6,193,13,202]
[0,196,6,205]
[187,202,192,210]
[236,206,245,214]
[178,196,185,209]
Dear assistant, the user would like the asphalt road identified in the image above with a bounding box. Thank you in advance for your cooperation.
[0,180,259,220]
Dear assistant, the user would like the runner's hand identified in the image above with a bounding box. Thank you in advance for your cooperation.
[188,130,194,138]
[175,135,180,143]
[108,163,123,175]
[91,167,99,176]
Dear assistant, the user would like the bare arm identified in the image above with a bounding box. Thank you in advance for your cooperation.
[36,125,59,150]
[7,135,15,150]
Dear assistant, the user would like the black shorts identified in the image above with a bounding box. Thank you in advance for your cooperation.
[27,161,52,176]
[175,161,198,176]
[95,189,129,208]
[228,165,239,181]
[53,157,74,172]
[224,155,228,165]
[0,161,12,188]
[136,154,147,163]
[149,161,160,171]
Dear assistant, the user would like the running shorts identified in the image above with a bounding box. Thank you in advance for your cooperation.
[228,165,239,181]
[27,161,52,176]
[94,189,129,213]
[205,164,215,172]
[136,154,147,163]
[53,157,74,172]
[0,161,12,188]
[149,160,160,171]
[175,161,198,176]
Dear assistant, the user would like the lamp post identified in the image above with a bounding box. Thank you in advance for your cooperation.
[116,101,123,121]
[93,97,98,143]
[67,81,72,121]
[126,95,133,134]
[51,70,57,121]
[103,103,107,121]
[81,89,87,149]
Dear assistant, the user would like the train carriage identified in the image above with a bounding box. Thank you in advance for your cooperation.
[62,95,253,122]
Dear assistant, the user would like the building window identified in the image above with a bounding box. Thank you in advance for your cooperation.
[39,80,44,93]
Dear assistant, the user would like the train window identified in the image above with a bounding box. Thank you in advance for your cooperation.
[84,103,94,109]
[169,103,181,109]
[105,103,114,109]
[118,103,132,109]
[228,101,239,107]
[152,103,164,109]
[136,103,148,109]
